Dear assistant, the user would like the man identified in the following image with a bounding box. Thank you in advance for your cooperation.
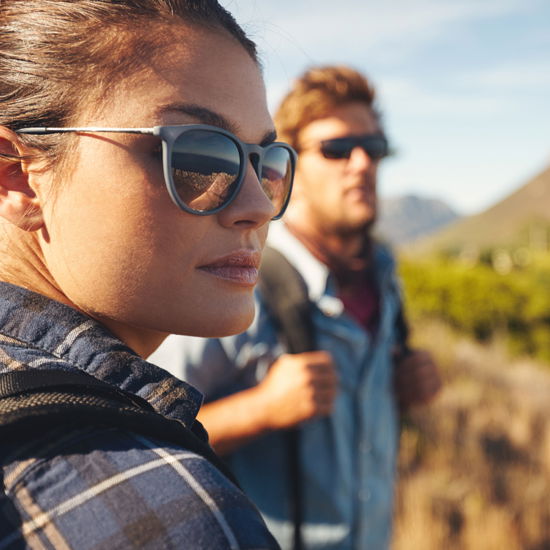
[150,65,441,549]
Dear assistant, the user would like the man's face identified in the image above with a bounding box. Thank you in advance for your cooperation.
[293,102,382,235]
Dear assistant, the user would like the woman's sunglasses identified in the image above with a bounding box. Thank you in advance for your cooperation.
[17,124,297,219]
[319,133,389,160]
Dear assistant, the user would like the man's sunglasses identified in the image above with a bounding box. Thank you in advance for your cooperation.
[318,133,389,160]
[17,124,297,219]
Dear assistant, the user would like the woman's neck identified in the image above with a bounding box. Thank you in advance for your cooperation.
[0,229,165,359]
[0,228,69,304]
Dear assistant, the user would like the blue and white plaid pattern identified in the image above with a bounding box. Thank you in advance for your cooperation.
[0,282,279,549]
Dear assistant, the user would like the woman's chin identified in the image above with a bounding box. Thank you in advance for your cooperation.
[174,302,255,339]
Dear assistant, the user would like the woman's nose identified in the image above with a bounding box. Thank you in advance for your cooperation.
[217,161,275,228]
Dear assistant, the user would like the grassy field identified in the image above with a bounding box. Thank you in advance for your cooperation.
[391,319,550,550]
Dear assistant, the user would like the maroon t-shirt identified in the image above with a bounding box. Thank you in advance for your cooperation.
[284,222,380,333]
[338,278,380,334]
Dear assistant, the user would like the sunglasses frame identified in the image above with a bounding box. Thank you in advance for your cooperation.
[17,124,297,220]
[318,133,389,161]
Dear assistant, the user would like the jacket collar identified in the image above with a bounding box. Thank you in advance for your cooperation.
[0,282,202,426]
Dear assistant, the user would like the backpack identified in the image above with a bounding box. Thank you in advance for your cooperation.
[0,367,238,486]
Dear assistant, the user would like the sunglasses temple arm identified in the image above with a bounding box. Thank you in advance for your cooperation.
[16,127,155,135]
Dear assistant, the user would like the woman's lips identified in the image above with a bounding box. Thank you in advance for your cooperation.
[199,265,259,285]
[198,251,261,286]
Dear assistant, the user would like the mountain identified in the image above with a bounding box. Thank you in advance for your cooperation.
[412,164,550,254]
[376,194,461,246]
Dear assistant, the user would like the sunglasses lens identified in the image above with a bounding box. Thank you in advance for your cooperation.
[320,135,389,160]
[171,129,241,212]
[320,138,354,159]
[362,136,389,159]
[261,145,294,218]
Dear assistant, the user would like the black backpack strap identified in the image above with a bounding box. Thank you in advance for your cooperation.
[258,246,316,550]
[0,369,239,487]
[258,246,316,354]
[0,367,154,410]
[394,302,411,358]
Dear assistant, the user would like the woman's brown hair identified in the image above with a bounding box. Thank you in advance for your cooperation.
[0,0,257,166]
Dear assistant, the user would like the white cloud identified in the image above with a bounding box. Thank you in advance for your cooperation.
[230,0,549,112]
[226,0,534,62]
[455,63,550,90]
[368,76,512,117]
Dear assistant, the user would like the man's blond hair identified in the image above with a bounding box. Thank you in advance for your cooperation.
[274,65,378,150]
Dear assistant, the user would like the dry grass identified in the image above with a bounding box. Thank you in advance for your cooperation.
[391,319,550,550]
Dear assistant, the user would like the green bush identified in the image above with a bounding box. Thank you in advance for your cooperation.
[399,255,550,364]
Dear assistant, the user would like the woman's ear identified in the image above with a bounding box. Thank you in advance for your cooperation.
[0,127,44,231]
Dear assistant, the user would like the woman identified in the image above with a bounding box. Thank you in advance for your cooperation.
[0,1,294,548]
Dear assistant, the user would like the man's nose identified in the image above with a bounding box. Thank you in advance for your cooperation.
[348,145,374,171]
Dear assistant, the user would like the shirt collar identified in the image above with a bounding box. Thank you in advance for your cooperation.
[267,221,396,298]
[0,281,202,427]
[267,220,332,301]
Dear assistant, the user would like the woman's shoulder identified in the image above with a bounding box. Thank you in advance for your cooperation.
[1,424,279,549]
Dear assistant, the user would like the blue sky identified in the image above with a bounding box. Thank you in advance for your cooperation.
[220,0,550,214]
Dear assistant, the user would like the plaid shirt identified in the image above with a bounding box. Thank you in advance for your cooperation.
[0,282,279,550]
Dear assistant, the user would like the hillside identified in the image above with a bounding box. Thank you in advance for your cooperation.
[377,195,460,245]
[410,164,550,254]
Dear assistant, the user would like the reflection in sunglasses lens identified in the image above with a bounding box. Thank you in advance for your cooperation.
[170,129,293,216]
[171,130,240,212]
[261,146,293,215]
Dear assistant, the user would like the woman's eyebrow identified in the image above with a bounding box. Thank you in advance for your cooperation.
[156,102,277,145]
[156,103,238,134]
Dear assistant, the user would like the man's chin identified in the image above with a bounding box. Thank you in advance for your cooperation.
[348,205,377,230]
[334,214,376,237]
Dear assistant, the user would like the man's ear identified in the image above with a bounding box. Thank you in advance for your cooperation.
[0,127,44,231]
